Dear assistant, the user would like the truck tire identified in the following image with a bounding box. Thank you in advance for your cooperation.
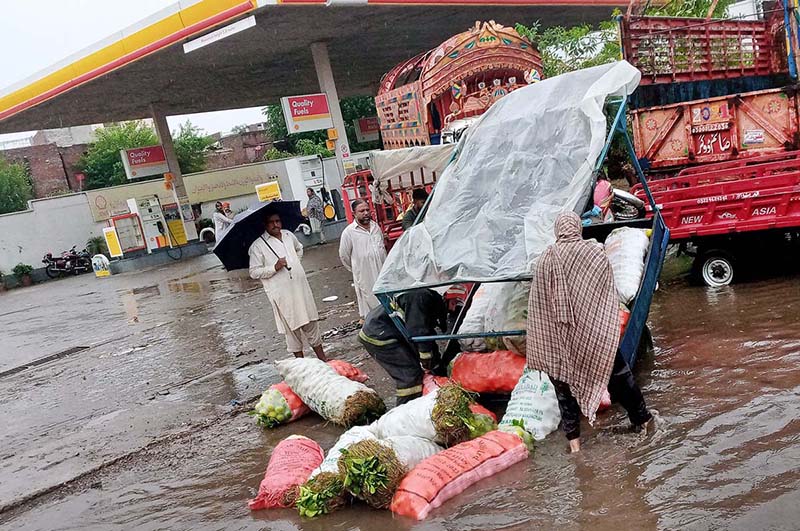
[692,249,735,287]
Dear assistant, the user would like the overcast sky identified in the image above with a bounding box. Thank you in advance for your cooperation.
[0,0,264,143]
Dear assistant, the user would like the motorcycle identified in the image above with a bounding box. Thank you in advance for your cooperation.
[43,246,92,278]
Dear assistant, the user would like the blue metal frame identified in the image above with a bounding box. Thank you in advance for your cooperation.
[376,95,670,367]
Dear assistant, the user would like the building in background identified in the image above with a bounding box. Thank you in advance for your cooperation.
[0,122,272,199]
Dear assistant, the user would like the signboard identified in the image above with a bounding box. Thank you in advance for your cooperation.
[691,102,730,125]
[183,15,256,54]
[256,181,282,202]
[121,145,169,180]
[694,130,733,156]
[103,227,124,257]
[92,254,111,278]
[743,129,765,145]
[281,93,334,133]
[162,203,189,245]
[354,117,380,143]
[86,161,283,221]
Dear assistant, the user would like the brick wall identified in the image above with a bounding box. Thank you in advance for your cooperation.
[205,130,273,171]
[59,144,90,191]
[0,143,71,198]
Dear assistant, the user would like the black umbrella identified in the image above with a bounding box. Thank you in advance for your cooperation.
[213,200,304,271]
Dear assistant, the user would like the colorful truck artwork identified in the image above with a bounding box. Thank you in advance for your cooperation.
[374,20,543,149]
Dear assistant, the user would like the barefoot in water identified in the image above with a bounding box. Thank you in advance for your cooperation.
[569,439,581,453]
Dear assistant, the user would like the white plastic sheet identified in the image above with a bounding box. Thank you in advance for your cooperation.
[373,62,641,293]
[370,144,456,188]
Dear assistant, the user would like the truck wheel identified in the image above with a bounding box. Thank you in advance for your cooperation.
[694,250,735,287]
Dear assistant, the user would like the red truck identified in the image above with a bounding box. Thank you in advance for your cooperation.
[632,151,800,286]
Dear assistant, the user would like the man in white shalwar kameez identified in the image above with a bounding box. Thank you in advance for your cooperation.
[339,199,388,318]
[249,213,327,360]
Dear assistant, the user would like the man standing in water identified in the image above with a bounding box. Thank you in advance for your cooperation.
[527,211,652,452]
[339,199,387,319]
[248,212,327,360]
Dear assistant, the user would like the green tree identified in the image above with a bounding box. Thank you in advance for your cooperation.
[515,19,621,78]
[0,157,34,214]
[646,0,736,17]
[173,121,213,174]
[262,95,380,159]
[79,120,211,190]
[79,121,158,189]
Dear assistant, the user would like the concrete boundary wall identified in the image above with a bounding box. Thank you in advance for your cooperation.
[0,154,367,273]
[0,193,105,273]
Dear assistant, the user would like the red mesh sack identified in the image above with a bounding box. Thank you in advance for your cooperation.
[451,351,526,394]
[248,435,324,510]
[390,430,528,520]
[326,359,369,383]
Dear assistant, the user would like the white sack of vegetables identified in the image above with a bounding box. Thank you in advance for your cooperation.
[250,360,369,429]
[371,384,482,447]
[457,284,492,352]
[483,281,530,356]
[604,227,650,304]
[296,426,377,518]
[339,435,442,508]
[498,369,561,447]
[276,358,386,427]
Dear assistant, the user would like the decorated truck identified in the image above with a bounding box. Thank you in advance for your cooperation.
[374,20,543,150]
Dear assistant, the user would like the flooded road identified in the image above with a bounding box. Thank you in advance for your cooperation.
[1,245,799,530]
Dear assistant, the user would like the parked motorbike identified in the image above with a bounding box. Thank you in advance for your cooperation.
[42,246,92,278]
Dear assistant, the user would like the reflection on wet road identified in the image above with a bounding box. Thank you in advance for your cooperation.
[1,247,799,530]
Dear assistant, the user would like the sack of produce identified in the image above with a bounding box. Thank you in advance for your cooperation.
[296,426,377,518]
[338,436,442,508]
[457,284,494,352]
[483,281,530,356]
[250,382,309,428]
[326,359,369,383]
[371,384,478,447]
[276,358,386,427]
[422,373,498,423]
[250,360,370,428]
[604,227,650,304]
[498,369,561,443]
[390,430,529,520]
[248,435,324,510]
[450,351,526,394]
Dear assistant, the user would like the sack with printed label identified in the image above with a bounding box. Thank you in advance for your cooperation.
[250,360,369,428]
[604,227,650,304]
[498,369,561,443]
[296,426,377,518]
[248,435,324,510]
[450,351,526,394]
[339,435,442,508]
[276,358,385,428]
[390,430,529,520]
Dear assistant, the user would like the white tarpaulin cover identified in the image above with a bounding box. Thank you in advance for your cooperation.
[373,62,641,293]
[370,144,456,189]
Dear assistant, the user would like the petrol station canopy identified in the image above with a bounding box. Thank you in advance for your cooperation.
[0,0,624,134]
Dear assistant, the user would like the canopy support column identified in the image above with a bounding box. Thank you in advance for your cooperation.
[151,104,198,242]
[311,41,352,182]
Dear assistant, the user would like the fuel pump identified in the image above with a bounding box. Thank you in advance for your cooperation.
[126,196,171,253]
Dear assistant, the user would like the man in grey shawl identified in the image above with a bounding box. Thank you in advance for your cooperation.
[527,211,652,453]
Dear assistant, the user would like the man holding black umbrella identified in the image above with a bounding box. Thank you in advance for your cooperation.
[248,212,328,360]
